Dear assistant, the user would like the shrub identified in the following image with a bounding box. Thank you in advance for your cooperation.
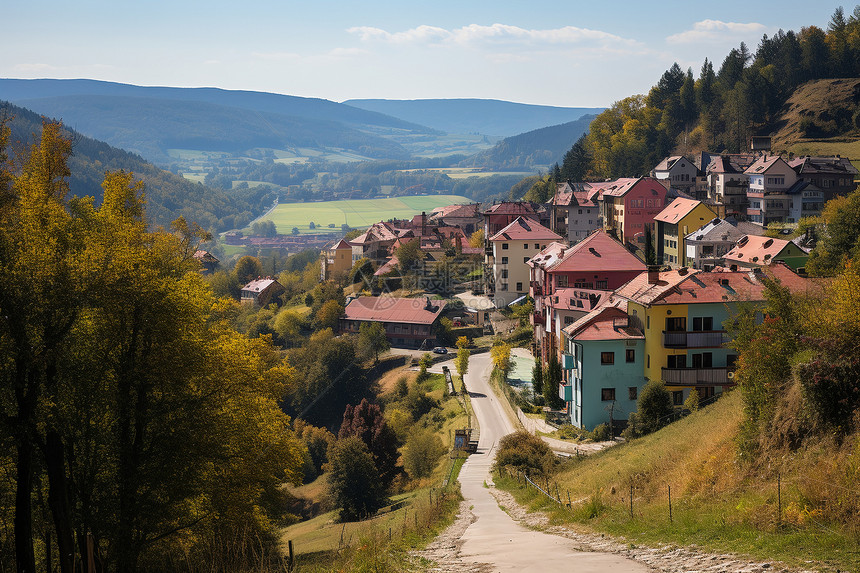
[494,431,557,476]
[684,388,701,412]
[402,430,446,479]
[637,379,673,433]
[591,423,611,442]
[621,412,643,440]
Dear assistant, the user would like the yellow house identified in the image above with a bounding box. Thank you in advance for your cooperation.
[320,239,354,281]
[654,199,716,267]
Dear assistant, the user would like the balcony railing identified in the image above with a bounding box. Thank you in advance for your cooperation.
[661,367,730,386]
[662,330,729,348]
[532,311,546,326]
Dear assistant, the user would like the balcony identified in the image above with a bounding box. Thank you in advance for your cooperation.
[532,311,546,326]
[661,367,730,386]
[530,281,543,296]
[662,330,729,348]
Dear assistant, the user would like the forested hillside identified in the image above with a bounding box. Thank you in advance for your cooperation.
[459,115,595,170]
[2,101,273,231]
[559,6,860,181]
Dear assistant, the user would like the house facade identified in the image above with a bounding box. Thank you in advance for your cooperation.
[599,177,668,247]
[684,218,764,270]
[241,278,285,306]
[339,296,446,348]
[654,199,717,267]
[563,304,645,430]
[744,156,798,225]
[487,216,562,306]
[652,156,699,194]
[320,239,354,281]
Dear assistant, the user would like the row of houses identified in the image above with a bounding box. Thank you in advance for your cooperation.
[558,262,817,431]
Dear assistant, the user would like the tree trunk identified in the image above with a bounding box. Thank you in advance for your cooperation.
[15,440,36,573]
[45,431,76,573]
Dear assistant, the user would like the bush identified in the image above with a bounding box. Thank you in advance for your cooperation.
[637,379,673,433]
[684,388,701,412]
[621,412,644,440]
[494,431,557,476]
[591,422,611,442]
[402,430,446,479]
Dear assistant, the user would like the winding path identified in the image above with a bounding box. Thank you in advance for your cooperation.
[426,353,649,572]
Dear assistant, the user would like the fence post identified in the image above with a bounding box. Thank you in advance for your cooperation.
[630,484,634,519]
[287,540,294,572]
[777,472,782,527]
[668,485,673,523]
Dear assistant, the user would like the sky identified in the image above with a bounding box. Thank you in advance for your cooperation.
[2,1,846,108]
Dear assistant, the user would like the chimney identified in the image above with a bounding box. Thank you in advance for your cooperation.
[421,211,427,236]
[647,265,661,285]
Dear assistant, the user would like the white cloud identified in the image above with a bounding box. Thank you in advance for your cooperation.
[347,23,640,48]
[666,20,766,44]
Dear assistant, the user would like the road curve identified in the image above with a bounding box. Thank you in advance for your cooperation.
[450,352,649,573]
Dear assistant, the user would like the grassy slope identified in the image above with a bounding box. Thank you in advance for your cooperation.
[771,78,860,172]
[254,194,471,234]
[497,390,860,572]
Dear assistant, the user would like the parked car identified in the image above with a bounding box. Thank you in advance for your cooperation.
[432,347,448,354]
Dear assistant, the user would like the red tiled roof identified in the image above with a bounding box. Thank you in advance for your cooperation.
[527,242,568,269]
[343,296,446,325]
[483,201,536,215]
[563,304,642,341]
[654,198,713,224]
[546,230,646,273]
[374,256,398,276]
[488,216,562,242]
[614,268,698,306]
[723,235,798,266]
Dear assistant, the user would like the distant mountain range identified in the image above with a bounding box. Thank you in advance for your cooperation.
[343,98,604,137]
[460,115,596,170]
[0,79,435,165]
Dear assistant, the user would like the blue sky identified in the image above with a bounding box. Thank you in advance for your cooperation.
[2,1,844,107]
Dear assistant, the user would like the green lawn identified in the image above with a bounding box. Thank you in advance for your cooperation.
[251,195,472,235]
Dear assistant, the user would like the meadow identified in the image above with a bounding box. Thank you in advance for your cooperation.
[251,194,472,235]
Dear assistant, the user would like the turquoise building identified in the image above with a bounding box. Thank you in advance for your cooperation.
[563,303,645,430]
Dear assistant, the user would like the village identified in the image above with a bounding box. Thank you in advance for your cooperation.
[199,141,857,435]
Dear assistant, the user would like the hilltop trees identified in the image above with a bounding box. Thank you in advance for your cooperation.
[565,8,860,180]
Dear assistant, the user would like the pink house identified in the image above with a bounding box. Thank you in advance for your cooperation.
[599,177,668,246]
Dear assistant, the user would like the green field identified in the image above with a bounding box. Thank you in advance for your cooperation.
[396,167,535,180]
[250,194,472,235]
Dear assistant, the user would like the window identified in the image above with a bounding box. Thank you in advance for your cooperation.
[626,349,635,363]
[692,352,712,368]
[500,283,508,291]
[524,257,529,263]
[601,352,614,365]
[672,391,684,406]
[667,354,687,368]
[557,275,569,287]
[564,316,574,326]
[578,209,583,214]
[501,269,508,279]
[646,316,650,329]
[647,354,650,368]
[597,280,608,289]
[601,388,616,401]
[692,317,713,331]
[534,243,540,249]
[516,282,523,291]
[628,387,638,400]
[501,256,508,264]
[502,243,509,250]
[523,243,528,250]
[666,317,686,332]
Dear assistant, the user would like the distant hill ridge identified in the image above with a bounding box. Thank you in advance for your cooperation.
[343,98,604,137]
[459,115,596,170]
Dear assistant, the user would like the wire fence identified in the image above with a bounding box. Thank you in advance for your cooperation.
[496,464,860,544]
